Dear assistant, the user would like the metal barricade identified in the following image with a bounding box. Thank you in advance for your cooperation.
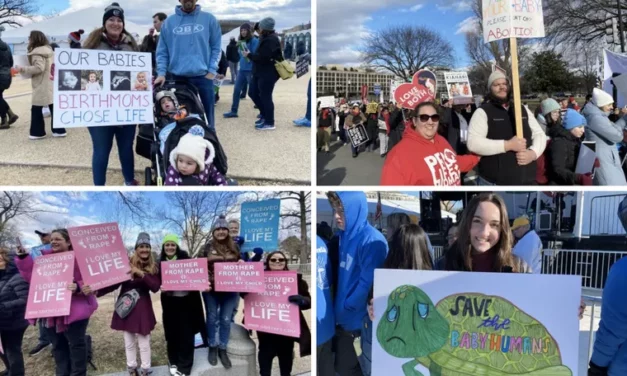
[541,249,627,290]
[433,246,444,261]
[582,295,603,363]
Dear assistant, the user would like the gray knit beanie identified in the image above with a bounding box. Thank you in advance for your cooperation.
[135,232,151,248]
[211,215,229,233]
[259,17,275,31]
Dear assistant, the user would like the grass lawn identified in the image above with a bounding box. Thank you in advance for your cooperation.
[1,282,312,375]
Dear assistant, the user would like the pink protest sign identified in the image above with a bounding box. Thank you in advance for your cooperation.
[244,271,300,338]
[0,333,3,354]
[68,223,131,290]
[214,262,265,293]
[161,258,209,291]
[25,252,75,319]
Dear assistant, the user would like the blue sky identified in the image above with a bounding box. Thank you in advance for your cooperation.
[12,191,305,249]
[36,0,68,14]
[318,0,476,68]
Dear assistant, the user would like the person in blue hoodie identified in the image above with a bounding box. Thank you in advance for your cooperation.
[223,23,259,119]
[316,235,335,376]
[589,256,627,376]
[155,0,222,132]
[326,191,388,376]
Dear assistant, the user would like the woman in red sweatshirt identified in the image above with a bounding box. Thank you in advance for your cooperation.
[380,102,480,185]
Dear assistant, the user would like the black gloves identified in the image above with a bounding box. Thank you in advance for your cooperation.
[588,361,608,376]
[288,295,307,307]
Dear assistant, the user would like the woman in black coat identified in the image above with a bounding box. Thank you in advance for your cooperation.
[159,237,208,376]
[0,248,29,376]
[0,34,18,129]
[547,109,592,185]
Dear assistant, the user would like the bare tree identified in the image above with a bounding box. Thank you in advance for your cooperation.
[560,42,601,94]
[276,191,311,269]
[543,0,622,46]
[0,0,38,27]
[361,25,455,81]
[159,192,240,257]
[0,191,57,246]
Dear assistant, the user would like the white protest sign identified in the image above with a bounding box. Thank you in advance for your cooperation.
[444,72,473,105]
[53,48,154,128]
[372,270,580,376]
[483,0,545,43]
[319,96,335,109]
[575,141,596,175]
[390,80,404,103]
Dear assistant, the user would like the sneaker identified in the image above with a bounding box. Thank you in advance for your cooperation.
[223,112,238,118]
[29,135,46,140]
[218,349,232,369]
[294,119,311,127]
[292,117,306,124]
[125,179,140,186]
[169,365,178,376]
[255,118,265,126]
[52,132,67,137]
[255,123,276,131]
[208,346,218,366]
[29,343,50,356]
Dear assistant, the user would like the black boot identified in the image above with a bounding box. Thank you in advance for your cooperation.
[7,108,18,125]
[0,116,8,130]
[218,348,232,369]
[208,346,218,366]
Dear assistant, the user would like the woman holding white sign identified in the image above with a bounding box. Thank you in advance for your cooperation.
[81,2,140,186]
[15,229,98,376]
[159,235,208,376]
[16,31,67,139]
[96,233,161,376]
[200,216,242,369]
[0,248,29,376]
[256,250,311,376]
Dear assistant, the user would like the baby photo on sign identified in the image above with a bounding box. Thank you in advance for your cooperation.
[81,70,104,91]
[110,71,131,91]
[132,71,150,91]
[58,70,82,91]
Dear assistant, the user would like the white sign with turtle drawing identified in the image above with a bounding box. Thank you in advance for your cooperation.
[372,270,580,376]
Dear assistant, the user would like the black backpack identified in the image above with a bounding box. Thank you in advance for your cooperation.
[86,334,97,370]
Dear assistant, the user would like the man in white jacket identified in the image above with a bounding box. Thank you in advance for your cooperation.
[511,216,542,274]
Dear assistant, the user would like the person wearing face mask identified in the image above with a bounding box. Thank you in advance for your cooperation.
[326,192,388,376]
[200,215,242,369]
[15,229,98,376]
[0,248,29,376]
[380,102,480,186]
[582,88,627,185]
[82,2,139,186]
[468,71,547,185]
[255,251,311,376]
[95,233,161,376]
[538,98,562,134]
[345,104,367,158]
[159,235,208,376]
[547,109,593,185]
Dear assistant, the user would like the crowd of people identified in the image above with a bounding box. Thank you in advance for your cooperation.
[313,191,627,375]
[0,0,309,186]
[319,70,627,186]
[0,216,311,376]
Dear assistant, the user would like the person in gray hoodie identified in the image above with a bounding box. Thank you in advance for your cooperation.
[582,88,627,185]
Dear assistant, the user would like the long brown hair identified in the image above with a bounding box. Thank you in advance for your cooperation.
[82,27,138,51]
[130,246,158,275]
[0,247,9,265]
[207,231,238,258]
[444,193,517,272]
[27,31,49,53]
[383,224,433,270]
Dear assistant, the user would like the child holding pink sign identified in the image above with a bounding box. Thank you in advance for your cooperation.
[15,229,98,376]
[96,232,161,376]
[159,234,208,376]
[256,251,311,376]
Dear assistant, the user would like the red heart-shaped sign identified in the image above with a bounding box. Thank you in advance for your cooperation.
[394,69,437,109]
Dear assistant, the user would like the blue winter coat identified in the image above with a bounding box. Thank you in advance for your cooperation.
[334,192,388,331]
[582,102,627,185]
[316,236,335,346]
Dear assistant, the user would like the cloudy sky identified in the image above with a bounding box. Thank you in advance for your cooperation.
[32,0,311,31]
[317,0,477,67]
[12,191,306,249]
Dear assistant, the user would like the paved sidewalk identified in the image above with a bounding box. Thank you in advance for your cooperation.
[0,72,311,185]
[317,133,384,186]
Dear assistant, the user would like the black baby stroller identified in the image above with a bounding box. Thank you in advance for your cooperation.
[136,80,234,186]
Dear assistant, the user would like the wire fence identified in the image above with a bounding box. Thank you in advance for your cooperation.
[542,249,627,290]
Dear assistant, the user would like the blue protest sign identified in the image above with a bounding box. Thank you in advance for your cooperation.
[240,199,281,252]
[374,84,381,95]
[30,244,51,260]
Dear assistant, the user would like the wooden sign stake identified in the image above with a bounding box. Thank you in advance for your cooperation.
[510,37,523,138]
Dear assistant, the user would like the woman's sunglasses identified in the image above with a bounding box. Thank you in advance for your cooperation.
[417,114,440,122]
[270,258,286,263]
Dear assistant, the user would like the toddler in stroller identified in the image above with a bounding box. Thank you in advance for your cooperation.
[166,133,227,186]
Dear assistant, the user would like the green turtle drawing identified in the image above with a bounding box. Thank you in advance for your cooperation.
[376,285,572,376]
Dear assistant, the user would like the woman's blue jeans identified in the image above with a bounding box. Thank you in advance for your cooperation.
[202,292,239,349]
[87,125,136,186]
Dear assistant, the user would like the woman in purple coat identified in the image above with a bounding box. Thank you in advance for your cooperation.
[97,233,161,376]
[15,229,98,376]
